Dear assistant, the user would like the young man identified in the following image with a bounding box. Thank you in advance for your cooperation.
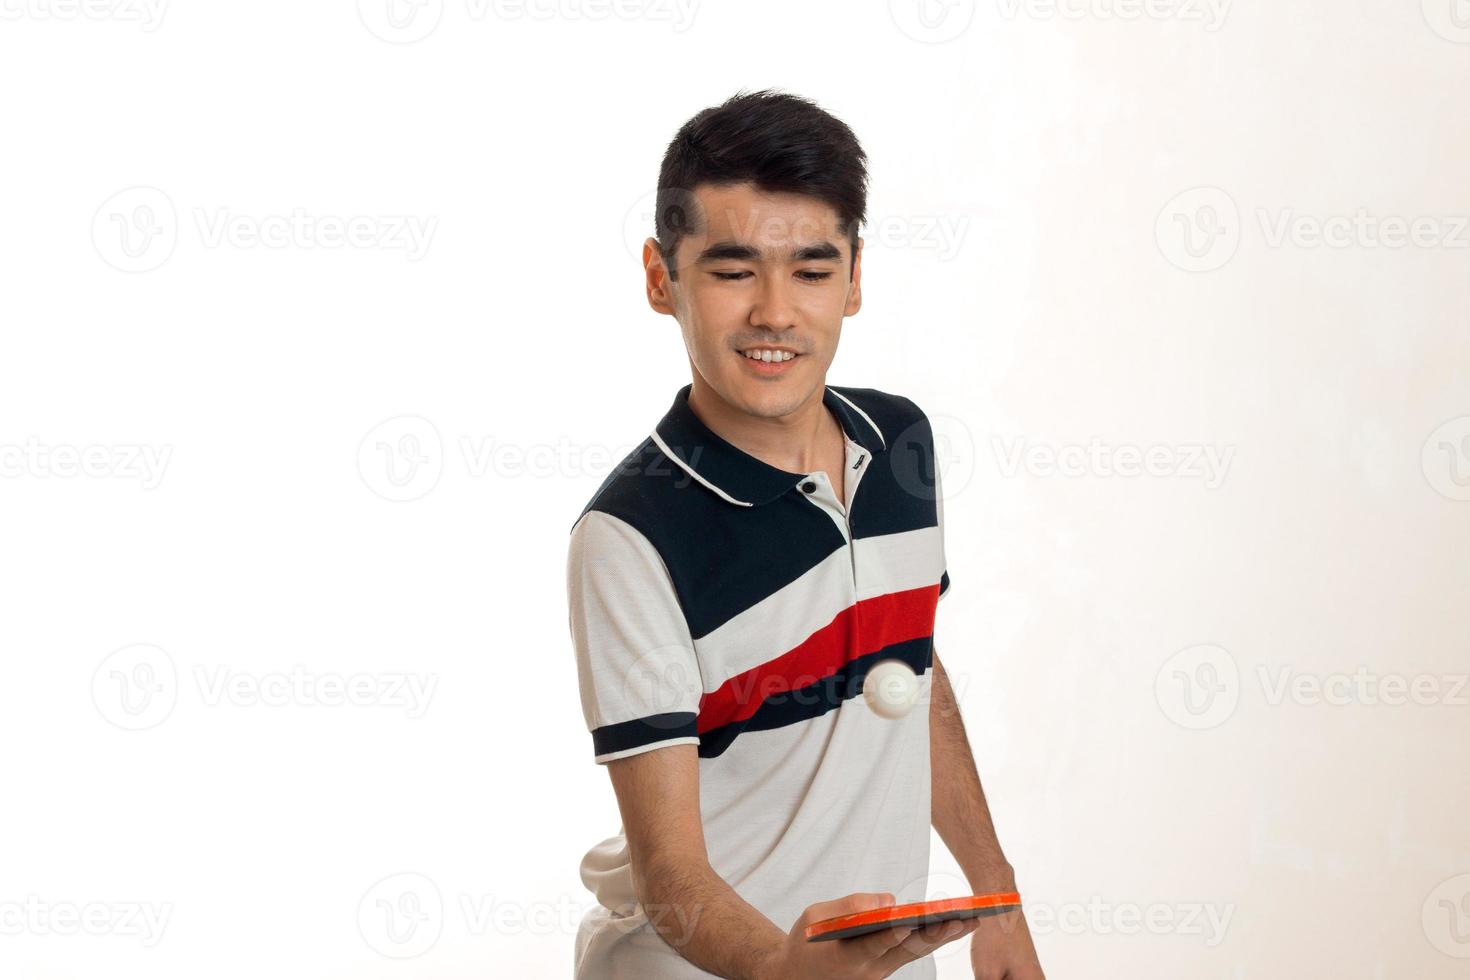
[566,90,1044,979]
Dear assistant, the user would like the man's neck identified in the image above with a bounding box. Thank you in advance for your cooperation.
[686,378,844,476]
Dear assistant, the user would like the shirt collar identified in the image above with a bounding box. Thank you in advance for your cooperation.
[651,383,888,508]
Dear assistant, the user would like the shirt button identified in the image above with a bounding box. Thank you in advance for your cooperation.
[801,480,817,494]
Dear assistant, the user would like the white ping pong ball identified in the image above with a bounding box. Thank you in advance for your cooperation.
[863,660,919,719]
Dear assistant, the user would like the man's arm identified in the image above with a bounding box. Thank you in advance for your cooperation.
[930,648,1046,978]
[604,744,784,979]
[606,743,976,980]
[929,648,1014,891]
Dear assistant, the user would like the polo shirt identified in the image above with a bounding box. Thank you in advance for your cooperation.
[566,382,951,980]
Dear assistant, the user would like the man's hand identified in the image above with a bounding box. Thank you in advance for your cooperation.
[756,892,980,980]
[968,905,1045,980]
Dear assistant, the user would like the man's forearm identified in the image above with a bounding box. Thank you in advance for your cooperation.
[637,857,785,980]
[929,650,1016,891]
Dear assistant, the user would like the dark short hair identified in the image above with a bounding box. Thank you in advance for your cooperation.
[653,88,869,282]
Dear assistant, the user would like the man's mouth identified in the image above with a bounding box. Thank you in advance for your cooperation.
[737,347,800,363]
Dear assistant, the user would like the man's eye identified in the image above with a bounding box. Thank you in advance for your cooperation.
[711,271,833,282]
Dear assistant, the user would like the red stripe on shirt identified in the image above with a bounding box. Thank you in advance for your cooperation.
[696,583,940,734]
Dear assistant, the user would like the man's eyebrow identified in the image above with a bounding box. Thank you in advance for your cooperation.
[694,240,843,264]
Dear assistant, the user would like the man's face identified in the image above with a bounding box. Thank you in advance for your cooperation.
[643,182,863,420]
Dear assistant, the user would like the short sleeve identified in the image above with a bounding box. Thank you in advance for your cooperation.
[567,510,705,764]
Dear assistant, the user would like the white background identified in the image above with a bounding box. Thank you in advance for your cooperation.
[1,1,1467,978]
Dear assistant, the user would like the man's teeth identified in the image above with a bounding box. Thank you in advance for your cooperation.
[741,349,796,362]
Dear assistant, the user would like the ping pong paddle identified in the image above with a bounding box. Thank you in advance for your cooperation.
[804,891,1022,942]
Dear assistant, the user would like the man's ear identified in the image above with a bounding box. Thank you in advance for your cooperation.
[644,237,676,315]
[844,236,863,316]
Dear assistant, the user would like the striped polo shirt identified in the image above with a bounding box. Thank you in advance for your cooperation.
[567,382,950,980]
